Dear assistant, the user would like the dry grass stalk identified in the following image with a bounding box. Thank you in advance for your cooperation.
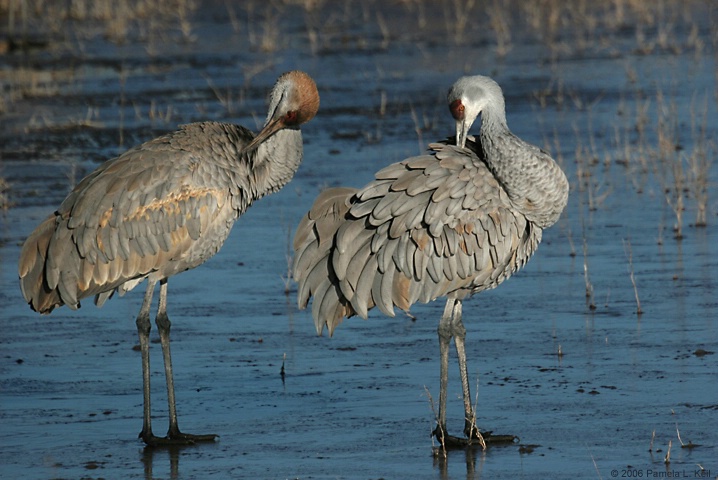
[118,65,127,147]
[0,177,10,211]
[424,386,447,459]
[176,0,197,43]
[375,11,390,50]
[622,239,642,315]
[444,0,476,45]
[566,226,577,258]
[409,103,424,155]
[281,224,293,295]
[654,89,685,239]
[573,110,612,213]
[590,452,602,480]
[686,93,712,227]
[224,0,241,32]
[675,422,684,447]
[487,0,512,57]
[583,235,596,310]
[469,378,486,450]
[148,100,174,124]
[202,73,238,115]
[649,429,656,452]
[664,439,672,464]
[246,2,282,53]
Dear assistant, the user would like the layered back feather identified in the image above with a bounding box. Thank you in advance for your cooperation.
[19,121,305,313]
[293,139,544,336]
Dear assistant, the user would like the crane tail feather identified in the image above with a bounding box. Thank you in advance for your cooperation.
[293,187,358,336]
[18,215,65,313]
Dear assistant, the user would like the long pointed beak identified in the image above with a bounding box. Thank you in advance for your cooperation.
[241,116,286,155]
[455,119,469,149]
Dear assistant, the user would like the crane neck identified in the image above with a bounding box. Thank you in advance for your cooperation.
[478,110,568,229]
[247,127,304,200]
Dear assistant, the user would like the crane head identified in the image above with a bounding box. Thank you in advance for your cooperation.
[241,71,320,155]
[447,75,505,150]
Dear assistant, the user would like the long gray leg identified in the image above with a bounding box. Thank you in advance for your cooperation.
[452,301,518,446]
[137,279,157,444]
[434,298,457,445]
[451,301,481,440]
[155,279,217,443]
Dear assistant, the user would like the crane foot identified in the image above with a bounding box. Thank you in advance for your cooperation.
[433,426,518,450]
[141,430,218,447]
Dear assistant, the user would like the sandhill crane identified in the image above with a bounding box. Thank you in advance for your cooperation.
[18,70,320,446]
[292,75,568,448]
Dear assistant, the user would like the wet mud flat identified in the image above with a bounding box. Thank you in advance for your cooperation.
[1,1,717,478]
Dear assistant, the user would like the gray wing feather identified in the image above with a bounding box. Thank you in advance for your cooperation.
[351,254,379,319]
[375,263,396,316]
[333,220,370,279]
[18,122,250,313]
[293,142,542,336]
[355,178,393,202]
[339,241,372,300]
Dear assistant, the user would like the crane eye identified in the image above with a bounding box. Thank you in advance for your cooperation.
[284,110,299,124]
[449,100,464,120]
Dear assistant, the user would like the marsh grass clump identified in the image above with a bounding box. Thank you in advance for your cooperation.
[650,87,715,238]
[443,0,477,46]
[656,86,714,232]
[245,2,283,53]
[685,94,713,227]
[2,0,198,46]
[609,77,713,239]
[486,0,512,57]
[0,177,10,211]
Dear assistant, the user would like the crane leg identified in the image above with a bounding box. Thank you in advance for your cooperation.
[155,279,217,444]
[136,279,217,446]
[434,298,483,448]
[451,301,484,445]
[137,279,159,445]
[432,299,517,449]
[433,298,455,447]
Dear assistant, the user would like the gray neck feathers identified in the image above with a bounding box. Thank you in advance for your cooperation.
[250,128,303,199]
[479,105,568,229]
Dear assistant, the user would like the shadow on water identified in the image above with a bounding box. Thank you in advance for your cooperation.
[1,0,717,478]
[434,446,487,480]
[140,442,245,480]
[141,445,184,480]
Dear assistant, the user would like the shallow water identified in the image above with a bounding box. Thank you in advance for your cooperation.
[1,1,717,479]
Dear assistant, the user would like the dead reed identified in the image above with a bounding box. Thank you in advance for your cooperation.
[582,236,596,311]
[469,378,486,450]
[622,239,642,315]
[486,0,512,57]
[0,177,9,211]
[424,386,447,458]
[444,0,476,46]
[686,93,713,227]
[281,223,294,296]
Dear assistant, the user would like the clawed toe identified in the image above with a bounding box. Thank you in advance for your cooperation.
[433,425,518,450]
[169,432,218,443]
